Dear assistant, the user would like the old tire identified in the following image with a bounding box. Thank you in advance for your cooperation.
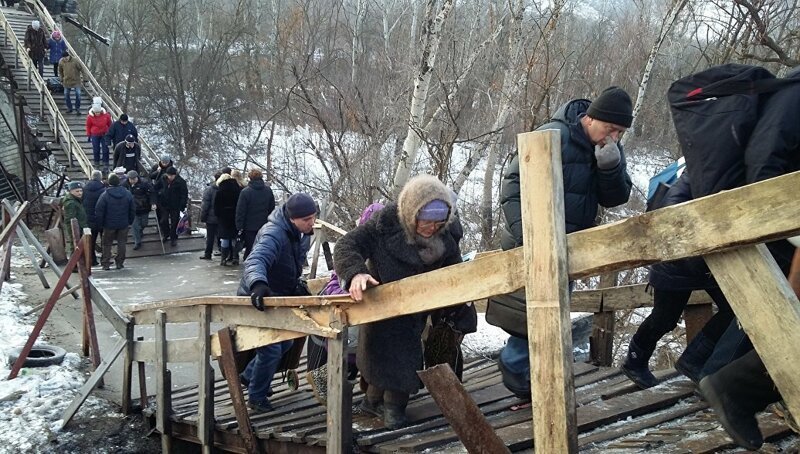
[8,345,67,368]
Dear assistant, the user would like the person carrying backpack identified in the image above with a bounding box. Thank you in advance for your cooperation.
[492,87,633,399]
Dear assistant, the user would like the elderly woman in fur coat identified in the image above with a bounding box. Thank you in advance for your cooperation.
[334,175,463,429]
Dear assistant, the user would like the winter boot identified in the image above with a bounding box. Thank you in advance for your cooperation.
[676,331,716,384]
[698,350,780,450]
[622,339,659,389]
[498,357,531,400]
[383,391,409,430]
[359,385,384,417]
[220,247,231,266]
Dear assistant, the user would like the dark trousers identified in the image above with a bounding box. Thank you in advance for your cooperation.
[52,63,59,78]
[702,318,753,378]
[89,226,102,265]
[90,135,109,167]
[158,208,180,242]
[203,223,218,258]
[632,287,734,355]
[101,227,129,267]
[242,229,258,260]
[704,349,780,414]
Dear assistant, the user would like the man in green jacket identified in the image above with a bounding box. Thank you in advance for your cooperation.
[61,181,88,256]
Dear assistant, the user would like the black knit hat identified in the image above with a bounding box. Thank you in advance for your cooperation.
[285,193,317,219]
[586,86,633,128]
[108,173,120,186]
[166,166,178,175]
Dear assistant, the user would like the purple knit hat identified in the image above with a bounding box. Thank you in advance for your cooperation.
[358,202,385,226]
[417,199,450,221]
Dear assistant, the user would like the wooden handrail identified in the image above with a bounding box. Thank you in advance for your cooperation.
[24,0,161,168]
[0,8,93,177]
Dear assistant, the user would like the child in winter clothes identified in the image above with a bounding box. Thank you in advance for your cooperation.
[85,97,112,170]
[48,30,66,78]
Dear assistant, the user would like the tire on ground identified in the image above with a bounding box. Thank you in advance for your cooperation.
[8,345,67,368]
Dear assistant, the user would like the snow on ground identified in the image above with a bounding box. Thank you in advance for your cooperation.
[0,249,120,452]
[461,313,508,361]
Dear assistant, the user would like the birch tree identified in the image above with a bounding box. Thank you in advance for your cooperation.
[391,0,455,197]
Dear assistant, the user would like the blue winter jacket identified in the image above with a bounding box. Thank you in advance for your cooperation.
[48,38,66,64]
[96,185,135,230]
[500,99,632,249]
[82,180,106,228]
[237,206,312,297]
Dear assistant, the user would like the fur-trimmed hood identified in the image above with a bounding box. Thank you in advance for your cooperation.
[397,174,454,242]
[216,173,233,186]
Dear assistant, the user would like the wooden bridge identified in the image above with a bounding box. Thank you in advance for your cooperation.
[95,130,797,453]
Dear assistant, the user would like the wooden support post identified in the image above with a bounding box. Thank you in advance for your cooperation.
[71,220,101,379]
[518,130,578,453]
[0,200,27,247]
[137,336,148,410]
[197,306,214,454]
[8,242,84,379]
[326,309,351,454]
[121,333,134,414]
[322,241,334,271]
[59,339,126,429]
[683,303,712,343]
[217,326,260,454]
[0,230,14,293]
[590,273,617,366]
[155,310,172,452]
[704,244,800,422]
[17,225,49,288]
[419,364,511,454]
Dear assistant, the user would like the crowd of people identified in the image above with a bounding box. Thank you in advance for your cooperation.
[52,57,797,446]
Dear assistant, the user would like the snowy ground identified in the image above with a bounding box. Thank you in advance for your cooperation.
[0,247,157,453]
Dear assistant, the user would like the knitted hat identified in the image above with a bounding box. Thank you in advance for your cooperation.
[417,199,450,221]
[160,154,171,163]
[31,20,40,29]
[586,86,633,128]
[358,203,384,226]
[91,170,102,181]
[166,166,178,175]
[127,170,139,179]
[67,181,82,191]
[108,174,120,186]
[51,30,61,39]
[285,193,316,219]
[92,97,103,108]
[120,113,129,122]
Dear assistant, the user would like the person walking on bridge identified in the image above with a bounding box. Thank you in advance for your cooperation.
[47,30,66,78]
[235,168,275,260]
[86,97,112,171]
[58,50,83,115]
[96,173,134,270]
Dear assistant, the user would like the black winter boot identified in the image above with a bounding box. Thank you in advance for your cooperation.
[383,391,409,430]
[359,385,384,417]
[622,339,659,389]
[676,331,716,384]
[220,247,231,266]
[698,350,780,450]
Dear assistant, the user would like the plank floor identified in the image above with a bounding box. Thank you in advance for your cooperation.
[144,356,798,452]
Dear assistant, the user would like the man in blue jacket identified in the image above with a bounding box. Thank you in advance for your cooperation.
[82,170,106,266]
[96,173,135,270]
[238,193,317,412]
[494,87,634,398]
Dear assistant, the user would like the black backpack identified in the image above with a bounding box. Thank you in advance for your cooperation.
[668,64,800,198]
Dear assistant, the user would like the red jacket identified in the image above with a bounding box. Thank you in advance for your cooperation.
[85,109,112,137]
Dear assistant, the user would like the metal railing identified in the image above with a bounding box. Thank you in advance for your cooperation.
[24,0,161,168]
[0,7,93,178]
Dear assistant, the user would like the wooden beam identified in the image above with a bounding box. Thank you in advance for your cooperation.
[518,129,577,452]
[704,244,800,423]
[16,225,49,288]
[683,304,712,343]
[418,364,511,454]
[0,200,28,246]
[87,277,132,337]
[197,306,214,453]
[590,273,617,366]
[316,219,347,236]
[325,309,351,454]
[58,338,126,429]
[217,326,260,454]
[126,294,353,314]
[155,310,172,452]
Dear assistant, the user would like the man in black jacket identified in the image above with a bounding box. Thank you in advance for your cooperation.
[154,166,188,247]
[495,87,633,399]
[235,168,276,259]
[96,173,135,270]
[105,113,138,149]
[113,135,142,173]
[124,170,156,250]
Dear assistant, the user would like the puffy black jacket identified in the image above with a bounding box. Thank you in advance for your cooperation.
[154,174,188,211]
[200,183,219,225]
[237,206,311,296]
[105,120,138,147]
[82,180,106,228]
[214,176,241,238]
[124,179,156,215]
[235,178,275,232]
[96,186,135,230]
[113,142,142,173]
[500,99,632,249]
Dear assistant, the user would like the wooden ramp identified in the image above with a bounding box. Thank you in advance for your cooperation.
[144,357,798,453]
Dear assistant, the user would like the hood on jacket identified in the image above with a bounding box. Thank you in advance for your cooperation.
[105,185,129,199]
[248,178,266,190]
[551,99,590,125]
[268,205,302,240]
[89,108,107,116]
[397,175,454,243]
[216,173,233,186]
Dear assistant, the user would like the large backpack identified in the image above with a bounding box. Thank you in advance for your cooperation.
[668,64,800,199]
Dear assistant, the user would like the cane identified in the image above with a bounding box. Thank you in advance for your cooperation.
[153,208,166,255]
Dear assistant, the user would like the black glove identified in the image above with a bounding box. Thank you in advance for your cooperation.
[250,282,272,311]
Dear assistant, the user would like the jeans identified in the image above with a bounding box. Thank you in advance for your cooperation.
[132,213,149,246]
[65,86,81,112]
[91,135,109,167]
[242,339,294,403]
[499,335,531,376]
[203,223,218,257]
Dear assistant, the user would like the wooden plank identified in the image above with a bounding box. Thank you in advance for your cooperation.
[589,273,617,366]
[0,231,15,293]
[704,244,800,423]
[217,326,259,454]
[518,129,577,452]
[674,411,792,453]
[58,339,127,429]
[0,200,27,245]
[16,225,49,288]
[131,336,201,363]
[683,303,712,343]
[137,336,148,411]
[418,364,511,454]
[198,306,214,453]
[316,219,347,236]
[571,284,714,312]
[127,294,354,314]
[325,309,351,454]
[155,310,172,452]
[72,224,101,378]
